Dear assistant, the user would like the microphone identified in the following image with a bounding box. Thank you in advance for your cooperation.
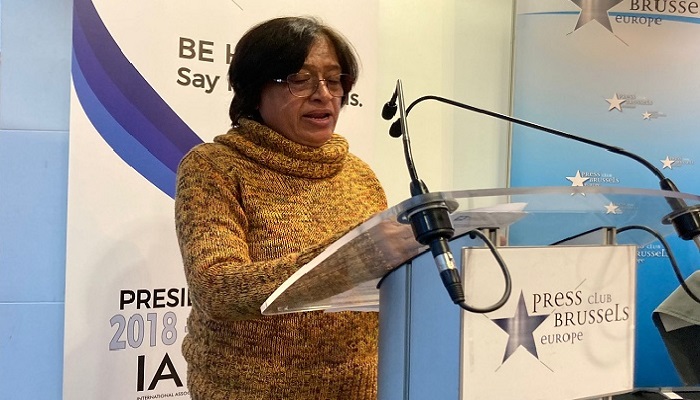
[388,120,403,139]
[381,88,402,138]
[383,81,511,313]
[387,80,462,303]
[660,178,700,248]
[388,94,700,251]
[381,89,398,120]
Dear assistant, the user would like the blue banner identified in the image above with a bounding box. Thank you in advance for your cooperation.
[511,0,700,387]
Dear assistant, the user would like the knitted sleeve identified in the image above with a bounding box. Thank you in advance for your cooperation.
[175,150,315,322]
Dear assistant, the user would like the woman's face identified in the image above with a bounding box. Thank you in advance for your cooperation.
[258,35,343,147]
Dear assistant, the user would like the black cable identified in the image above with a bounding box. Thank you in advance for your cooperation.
[457,229,512,313]
[617,225,700,304]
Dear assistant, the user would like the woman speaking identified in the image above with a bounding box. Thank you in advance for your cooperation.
[175,16,386,399]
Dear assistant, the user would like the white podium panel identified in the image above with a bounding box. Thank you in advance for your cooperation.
[461,245,636,400]
[379,243,636,400]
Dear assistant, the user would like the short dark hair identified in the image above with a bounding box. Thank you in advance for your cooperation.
[227,16,359,126]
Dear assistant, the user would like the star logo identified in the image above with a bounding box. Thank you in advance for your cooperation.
[566,170,590,187]
[642,112,652,120]
[661,156,675,169]
[491,292,550,364]
[569,0,624,33]
[606,93,626,111]
[605,202,620,214]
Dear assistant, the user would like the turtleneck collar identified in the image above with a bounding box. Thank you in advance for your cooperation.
[214,118,349,179]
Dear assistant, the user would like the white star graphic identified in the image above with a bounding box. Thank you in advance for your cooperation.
[606,93,626,111]
[661,156,675,169]
[605,202,620,214]
[642,112,652,120]
[566,170,590,187]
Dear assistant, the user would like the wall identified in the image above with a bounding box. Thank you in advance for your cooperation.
[0,0,514,398]
[0,0,72,399]
[376,1,514,206]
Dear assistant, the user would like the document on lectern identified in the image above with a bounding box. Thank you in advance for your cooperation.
[460,245,636,400]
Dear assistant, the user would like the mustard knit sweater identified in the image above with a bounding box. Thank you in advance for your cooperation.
[175,119,387,399]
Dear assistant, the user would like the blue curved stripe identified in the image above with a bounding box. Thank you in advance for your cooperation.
[72,53,177,197]
[72,0,204,198]
[612,11,700,24]
[71,15,185,167]
[521,10,700,25]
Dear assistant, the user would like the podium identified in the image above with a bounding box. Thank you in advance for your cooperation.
[261,186,700,400]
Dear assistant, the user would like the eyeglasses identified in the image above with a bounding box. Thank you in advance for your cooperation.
[272,72,353,98]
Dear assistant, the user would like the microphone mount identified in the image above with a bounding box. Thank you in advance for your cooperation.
[385,81,512,313]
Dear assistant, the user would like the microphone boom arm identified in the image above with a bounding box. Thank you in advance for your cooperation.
[397,94,700,248]
[404,95,666,181]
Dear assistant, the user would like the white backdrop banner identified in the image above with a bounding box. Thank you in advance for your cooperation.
[64,1,379,399]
